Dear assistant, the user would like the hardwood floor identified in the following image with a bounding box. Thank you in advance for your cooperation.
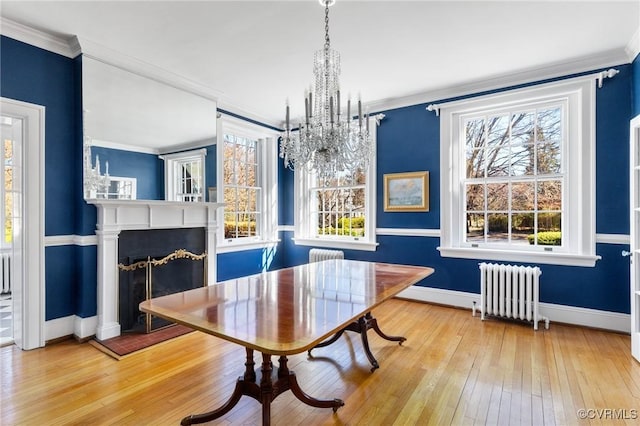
[2,299,639,425]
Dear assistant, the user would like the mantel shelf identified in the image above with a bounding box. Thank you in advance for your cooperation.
[87,200,224,232]
[87,199,225,209]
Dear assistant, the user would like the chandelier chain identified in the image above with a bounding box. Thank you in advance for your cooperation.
[324,1,330,52]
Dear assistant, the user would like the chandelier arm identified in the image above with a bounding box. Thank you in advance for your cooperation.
[280,0,379,177]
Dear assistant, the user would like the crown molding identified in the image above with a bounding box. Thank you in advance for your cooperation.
[217,100,282,130]
[366,48,630,114]
[77,37,222,103]
[90,139,160,155]
[0,17,78,58]
[626,25,640,62]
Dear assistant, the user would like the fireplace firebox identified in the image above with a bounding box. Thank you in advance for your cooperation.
[118,228,206,333]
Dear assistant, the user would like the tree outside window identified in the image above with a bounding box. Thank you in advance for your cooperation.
[313,168,366,238]
[464,106,563,247]
[222,133,260,239]
[3,138,13,245]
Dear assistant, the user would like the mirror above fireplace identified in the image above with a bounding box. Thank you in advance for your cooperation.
[82,56,218,201]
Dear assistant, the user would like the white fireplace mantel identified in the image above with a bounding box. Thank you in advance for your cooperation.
[88,199,224,340]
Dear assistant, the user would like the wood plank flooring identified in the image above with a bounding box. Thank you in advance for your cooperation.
[2,299,639,425]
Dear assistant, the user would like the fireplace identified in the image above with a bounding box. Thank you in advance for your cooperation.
[118,228,206,333]
[89,200,222,341]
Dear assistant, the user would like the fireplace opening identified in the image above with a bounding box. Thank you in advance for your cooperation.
[118,228,206,333]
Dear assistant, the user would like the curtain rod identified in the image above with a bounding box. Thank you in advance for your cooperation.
[426,68,619,116]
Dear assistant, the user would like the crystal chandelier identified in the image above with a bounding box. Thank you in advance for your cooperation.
[280,0,378,179]
[83,142,111,198]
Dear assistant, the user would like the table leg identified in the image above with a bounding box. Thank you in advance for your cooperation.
[364,312,407,344]
[181,348,343,425]
[308,311,406,372]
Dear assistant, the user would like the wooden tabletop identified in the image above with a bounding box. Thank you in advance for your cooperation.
[140,260,434,355]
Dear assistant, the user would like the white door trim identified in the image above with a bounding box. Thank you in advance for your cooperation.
[630,114,640,363]
[1,97,45,350]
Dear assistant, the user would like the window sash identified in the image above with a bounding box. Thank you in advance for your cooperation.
[222,133,262,241]
[460,102,566,250]
[438,77,598,266]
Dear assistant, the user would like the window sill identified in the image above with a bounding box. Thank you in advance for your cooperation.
[293,237,379,252]
[437,246,600,267]
[217,239,280,254]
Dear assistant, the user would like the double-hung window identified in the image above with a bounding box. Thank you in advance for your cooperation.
[293,117,378,251]
[161,148,206,202]
[438,78,599,266]
[217,115,278,251]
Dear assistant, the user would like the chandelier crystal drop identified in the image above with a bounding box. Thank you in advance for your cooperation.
[280,0,378,180]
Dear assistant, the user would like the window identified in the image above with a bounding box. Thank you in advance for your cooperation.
[96,177,137,200]
[1,116,15,248]
[161,149,206,202]
[222,133,260,239]
[439,78,599,266]
[217,115,278,251]
[294,117,378,251]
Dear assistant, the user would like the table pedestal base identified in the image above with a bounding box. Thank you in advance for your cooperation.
[181,348,343,426]
[308,311,405,372]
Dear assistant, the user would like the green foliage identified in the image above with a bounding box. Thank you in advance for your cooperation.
[537,213,561,231]
[224,221,256,238]
[337,216,365,229]
[318,227,365,237]
[527,231,561,246]
[487,214,508,232]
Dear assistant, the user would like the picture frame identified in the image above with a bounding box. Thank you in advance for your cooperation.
[383,171,429,212]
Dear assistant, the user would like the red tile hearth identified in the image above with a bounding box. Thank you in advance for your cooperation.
[90,324,193,359]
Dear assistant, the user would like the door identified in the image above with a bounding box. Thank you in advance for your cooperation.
[630,115,640,363]
[0,97,45,350]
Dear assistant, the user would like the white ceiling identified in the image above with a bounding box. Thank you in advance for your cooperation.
[1,0,639,132]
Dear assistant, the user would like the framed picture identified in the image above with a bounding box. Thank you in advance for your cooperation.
[384,171,429,212]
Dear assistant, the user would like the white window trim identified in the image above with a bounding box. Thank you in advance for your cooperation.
[293,116,379,252]
[160,148,207,202]
[438,77,600,267]
[216,114,279,253]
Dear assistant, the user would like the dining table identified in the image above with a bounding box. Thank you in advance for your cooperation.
[139,259,434,425]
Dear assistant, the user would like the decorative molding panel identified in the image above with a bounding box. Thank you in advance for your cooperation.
[282,226,629,245]
[596,233,630,245]
[44,235,98,247]
[376,228,441,238]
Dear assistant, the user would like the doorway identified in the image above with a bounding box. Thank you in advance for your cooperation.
[0,97,45,350]
[0,113,18,346]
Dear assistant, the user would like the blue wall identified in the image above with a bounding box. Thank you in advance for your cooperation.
[280,65,633,314]
[1,33,637,324]
[0,36,81,320]
[90,146,164,200]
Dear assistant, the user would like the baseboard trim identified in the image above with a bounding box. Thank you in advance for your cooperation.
[45,315,97,342]
[44,315,75,342]
[397,285,630,333]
